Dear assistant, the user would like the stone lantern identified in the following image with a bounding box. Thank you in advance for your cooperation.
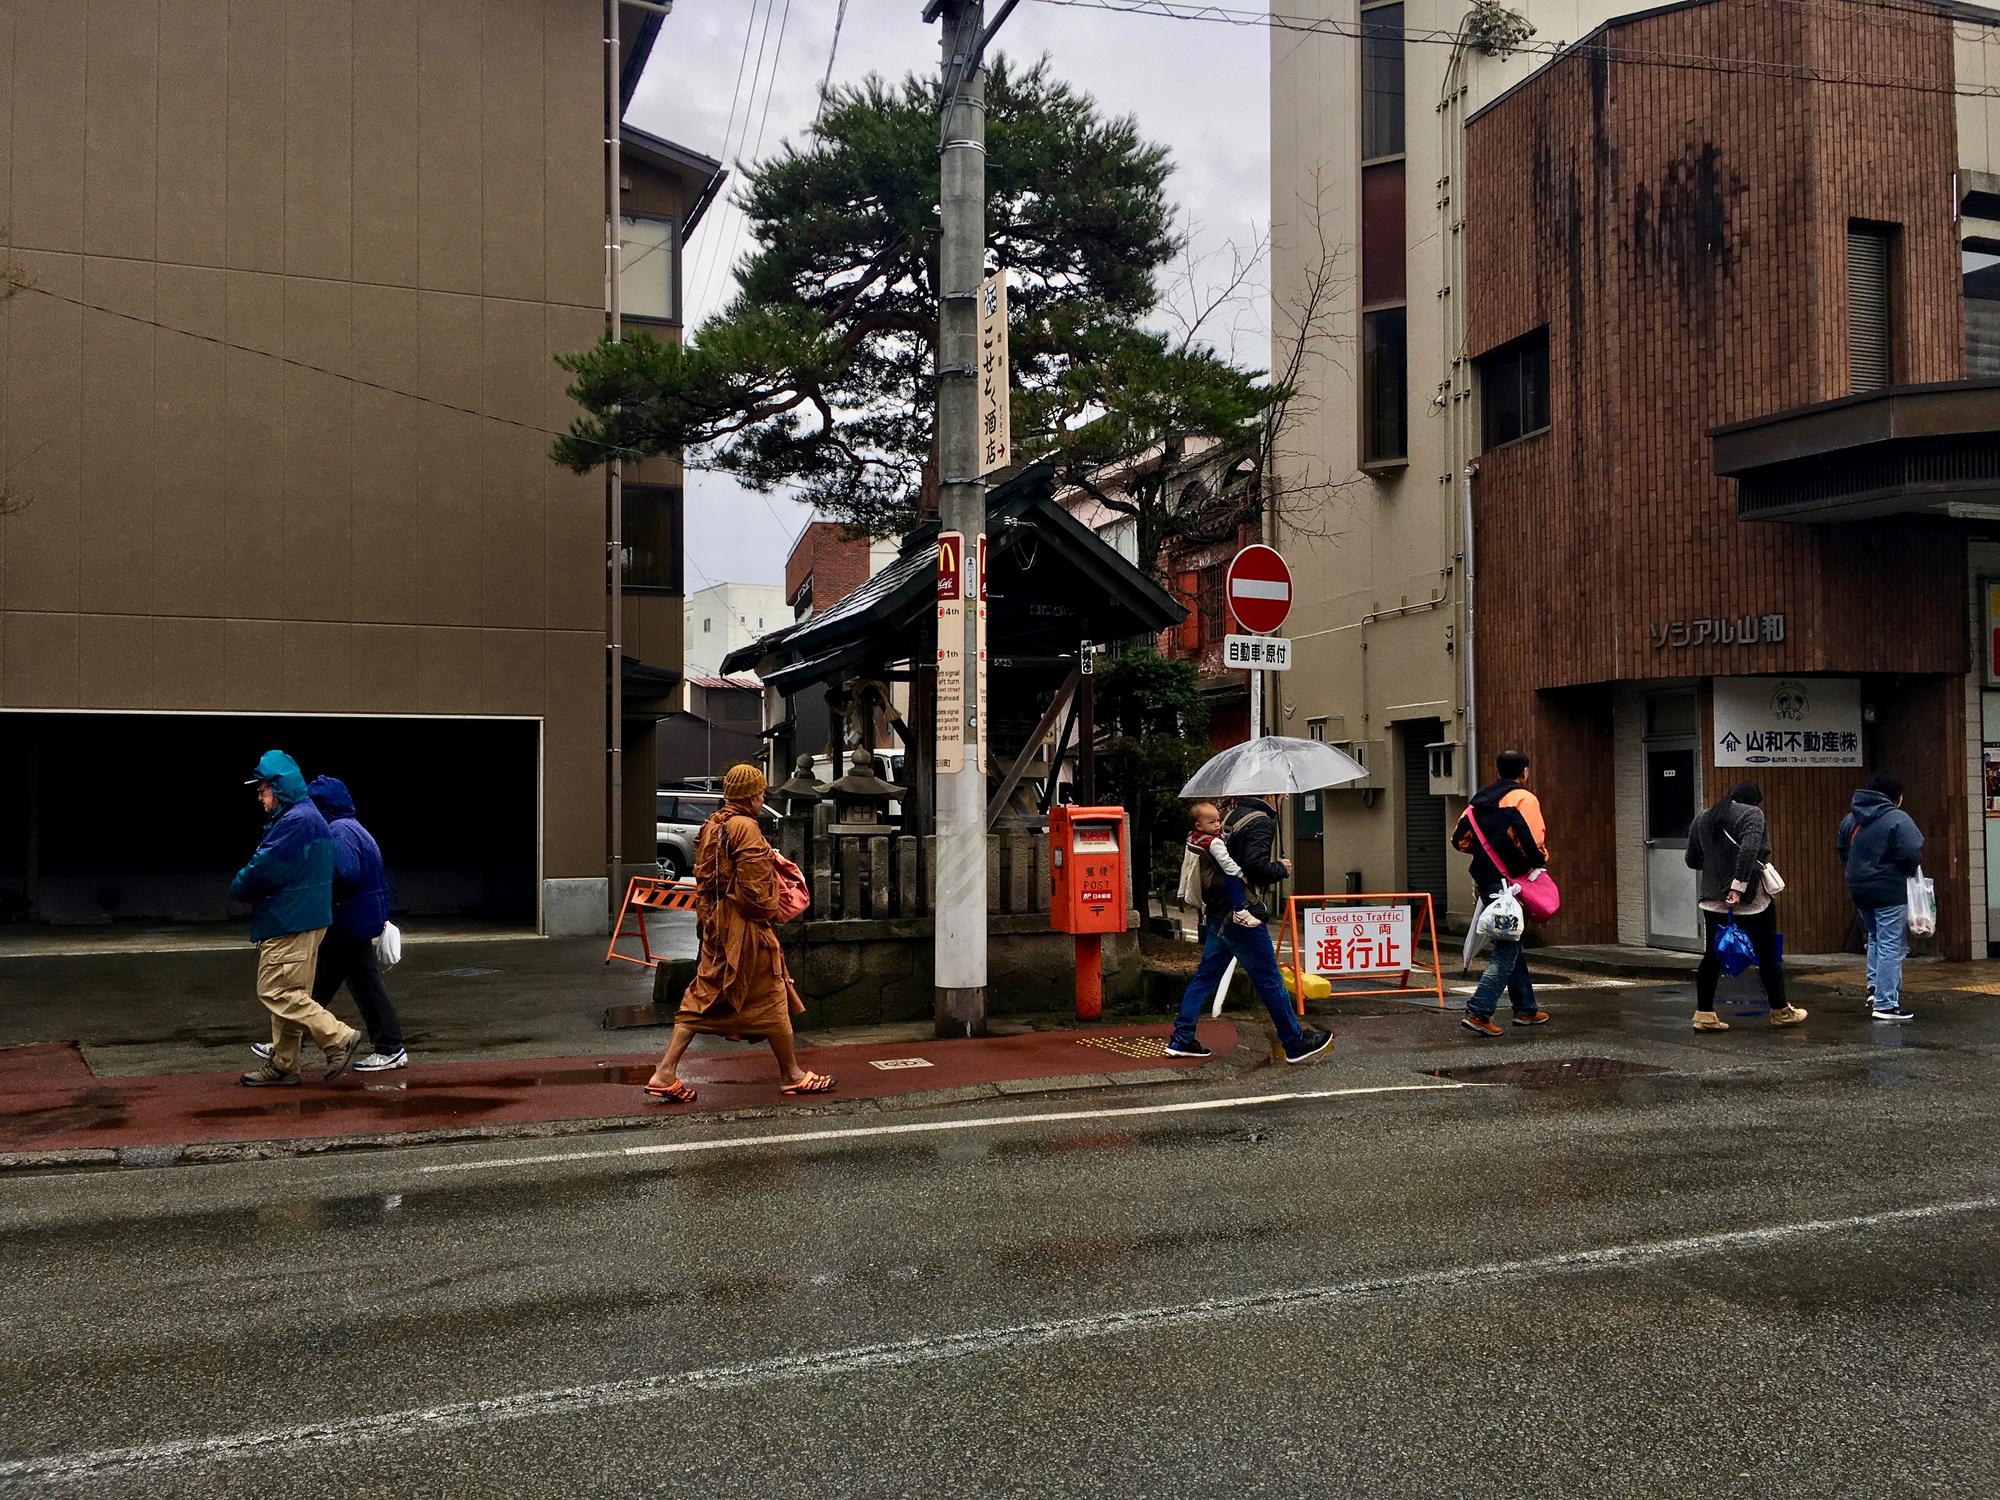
[772,754,827,817]
[826,748,904,833]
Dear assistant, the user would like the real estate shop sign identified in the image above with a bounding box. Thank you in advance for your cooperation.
[1713,677,1863,768]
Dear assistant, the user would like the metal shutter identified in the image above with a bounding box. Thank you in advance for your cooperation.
[1401,720,1448,913]
[1847,227,1893,393]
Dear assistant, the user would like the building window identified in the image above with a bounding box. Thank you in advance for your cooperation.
[1362,307,1408,465]
[703,618,711,633]
[1308,717,1327,742]
[1477,328,1550,448]
[621,484,682,592]
[1198,568,1225,642]
[1360,3,1404,161]
[619,215,680,323]
[1967,242,2000,379]
[1175,569,1201,652]
[1847,222,1895,394]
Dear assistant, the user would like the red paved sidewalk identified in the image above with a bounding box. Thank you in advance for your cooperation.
[0,1022,1238,1155]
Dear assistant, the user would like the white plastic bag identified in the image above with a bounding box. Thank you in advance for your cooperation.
[1476,883,1525,942]
[375,920,404,968]
[1905,870,1936,937]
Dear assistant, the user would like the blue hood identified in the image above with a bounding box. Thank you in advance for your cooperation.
[1848,789,1898,826]
[251,750,310,808]
[308,775,358,821]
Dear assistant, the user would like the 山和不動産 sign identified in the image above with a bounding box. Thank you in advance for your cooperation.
[1713,676,1863,768]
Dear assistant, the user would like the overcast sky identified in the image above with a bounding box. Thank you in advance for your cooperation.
[623,0,1271,592]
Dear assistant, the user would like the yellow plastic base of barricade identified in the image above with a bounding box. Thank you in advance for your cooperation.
[1279,965,1334,1001]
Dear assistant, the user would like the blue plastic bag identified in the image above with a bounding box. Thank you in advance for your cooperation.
[1713,919,1756,979]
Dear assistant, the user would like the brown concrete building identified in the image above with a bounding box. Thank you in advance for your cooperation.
[1464,0,2000,956]
[0,2,717,935]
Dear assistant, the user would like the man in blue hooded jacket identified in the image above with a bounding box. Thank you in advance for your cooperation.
[232,751,362,1085]
[1837,771,1924,1024]
[304,776,406,1071]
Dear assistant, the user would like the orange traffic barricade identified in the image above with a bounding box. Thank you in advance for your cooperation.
[1280,892,1447,1012]
[604,875,698,967]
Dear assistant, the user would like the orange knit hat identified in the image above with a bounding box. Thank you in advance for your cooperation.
[722,763,767,801]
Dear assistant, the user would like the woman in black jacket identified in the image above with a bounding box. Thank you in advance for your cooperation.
[1685,781,1807,1031]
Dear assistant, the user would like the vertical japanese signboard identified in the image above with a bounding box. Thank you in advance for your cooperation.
[936,532,967,774]
[975,535,989,773]
[978,270,1009,475]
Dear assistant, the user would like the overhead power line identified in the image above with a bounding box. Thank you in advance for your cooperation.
[1024,0,2000,102]
[685,0,768,323]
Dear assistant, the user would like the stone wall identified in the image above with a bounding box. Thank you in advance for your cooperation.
[653,913,1143,1028]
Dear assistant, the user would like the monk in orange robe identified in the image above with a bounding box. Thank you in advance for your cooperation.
[643,763,833,1102]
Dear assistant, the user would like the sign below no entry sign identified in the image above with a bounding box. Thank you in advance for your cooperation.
[1225,544,1293,634]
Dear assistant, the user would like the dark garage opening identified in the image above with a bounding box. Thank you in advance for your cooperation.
[0,713,539,932]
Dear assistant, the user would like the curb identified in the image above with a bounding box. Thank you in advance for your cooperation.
[0,1035,1273,1178]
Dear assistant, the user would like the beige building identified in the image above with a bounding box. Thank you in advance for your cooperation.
[1271,0,2000,934]
[0,2,716,935]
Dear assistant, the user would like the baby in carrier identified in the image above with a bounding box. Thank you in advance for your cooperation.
[1187,801,1262,928]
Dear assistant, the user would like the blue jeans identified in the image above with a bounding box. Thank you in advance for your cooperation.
[1864,905,1908,1011]
[1172,912,1305,1048]
[1467,938,1538,1019]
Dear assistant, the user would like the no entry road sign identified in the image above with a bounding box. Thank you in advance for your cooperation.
[1226,544,1293,634]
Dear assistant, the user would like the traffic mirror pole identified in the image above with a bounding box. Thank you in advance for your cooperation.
[929,0,988,1037]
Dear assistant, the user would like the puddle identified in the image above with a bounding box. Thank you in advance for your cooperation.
[1428,1055,1669,1088]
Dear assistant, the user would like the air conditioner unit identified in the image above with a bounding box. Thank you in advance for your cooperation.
[1328,738,1387,792]
[1427,739,1466,797]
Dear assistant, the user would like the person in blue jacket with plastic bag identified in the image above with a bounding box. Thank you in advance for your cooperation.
[232,751,362,1086]
[249,776,408,1073]
[1838,772,1924,1024]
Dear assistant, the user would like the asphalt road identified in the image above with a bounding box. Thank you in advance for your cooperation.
[2,986,1996,1499]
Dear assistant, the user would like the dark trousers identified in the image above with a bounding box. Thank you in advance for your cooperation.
[1695,906,1786,1009]
[312,928,403,1053]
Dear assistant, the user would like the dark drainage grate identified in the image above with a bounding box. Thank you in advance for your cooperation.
[1428,1055,1667,1089]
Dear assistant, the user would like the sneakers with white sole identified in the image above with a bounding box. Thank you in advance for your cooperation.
[250,1041,275,1061]
[352,1049,409,1072]
[1872,1006,1916,1023]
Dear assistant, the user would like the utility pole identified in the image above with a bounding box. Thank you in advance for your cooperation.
[928,0,989,1037]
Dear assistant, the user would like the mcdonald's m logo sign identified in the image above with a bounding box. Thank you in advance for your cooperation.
[937,532,964,602]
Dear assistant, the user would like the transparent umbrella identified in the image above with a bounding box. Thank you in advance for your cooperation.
[1178,736,1368,800]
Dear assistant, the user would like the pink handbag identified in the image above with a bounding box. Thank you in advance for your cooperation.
[771,851,812,923]
[1465,807,1562,923]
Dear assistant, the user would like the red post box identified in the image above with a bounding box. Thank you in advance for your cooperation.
[1049,806,1127,1020]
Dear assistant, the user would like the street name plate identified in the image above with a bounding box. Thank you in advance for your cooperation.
[868,1057,937,1071]
[1223,634,1291,671]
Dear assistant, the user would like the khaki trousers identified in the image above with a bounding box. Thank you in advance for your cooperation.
[256,928,353,1074]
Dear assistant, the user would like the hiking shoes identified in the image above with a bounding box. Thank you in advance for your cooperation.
[1460,1015,1504,1038]
[1283,1027,1334,1064]
[1511,1011,1550,1027]
[353,1049,409,1072]
[322,1030,364,1081]
[239,1063,300,1088]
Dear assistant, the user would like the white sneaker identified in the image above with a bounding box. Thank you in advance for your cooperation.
[250,1041,274,1061]
[352,1049,409,1072]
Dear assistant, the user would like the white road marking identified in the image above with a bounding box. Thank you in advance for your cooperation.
[5,1196,1991,1484]
[415,1082,1474,1177]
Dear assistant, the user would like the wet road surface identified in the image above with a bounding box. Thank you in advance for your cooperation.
[1,987,1996,1498]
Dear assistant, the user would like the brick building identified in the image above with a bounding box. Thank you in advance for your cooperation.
[1464,0,2000,956]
